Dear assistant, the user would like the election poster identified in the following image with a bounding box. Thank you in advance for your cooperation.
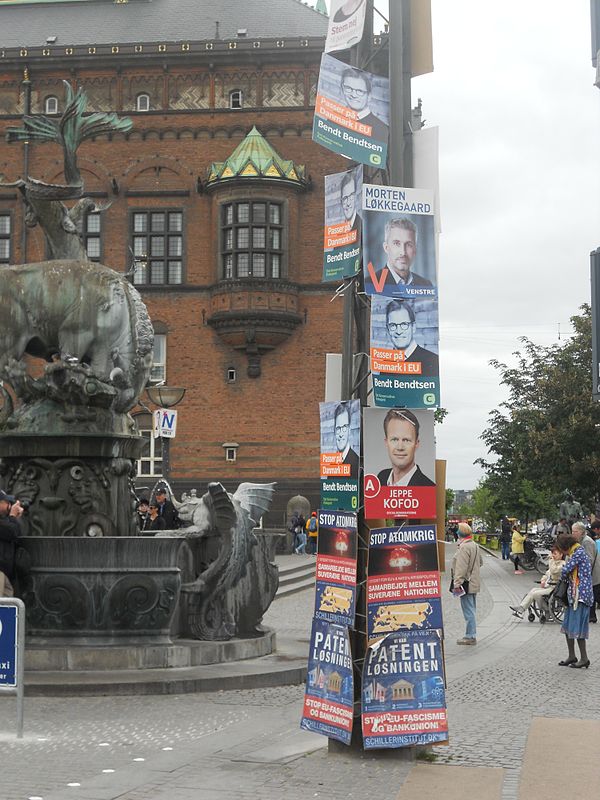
[366,525,442,646]
[314,510,358,628]
[370,295,439,409]
[362,629,448,750]
[323,165,363,282]
[312,54,389,169]
[325,0,368,54]
[363,407,436,520]
[301,618,354,746]
[320,399,360,512]
[362,184,437,299]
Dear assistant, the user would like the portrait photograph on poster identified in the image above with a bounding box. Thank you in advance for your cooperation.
[362,629,448,750]
[363,407,436,520]
[370,295,440,408]
[362,185,437,298]
[312,54,389,168]
[301,618,354,746]
[366,525,442,645]
[325,0,367,54]
[320,399,360,512]
[323,165,363,282]
[314,510,358,628]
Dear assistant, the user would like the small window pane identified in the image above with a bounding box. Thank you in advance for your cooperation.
[133,262,147,284]
[237,253,249,277]
[269,204,281,224]
[252,253,266,277]
[0,216,10,235]
[86,238,101,259]
[134,237,147,257]
[151,237,165,257]
[237,203,249,223]
[224,254,233,279]
[224,204,233,225]
[253,203,266,223]
[224,229,233,250]
[168,236,182,257]
[237,228,249,249]
[86,214,100,233]
[169,212,183,232]
[134,213,147,233]
[0,240,9,260]
[270,229,281,250]
[140,461,151,476]
[252,228,266,249]
[168,262,183,284]
[151,213,165,232]
[150,262,165,283]
[153,459,163,472]
[271,254,280,278]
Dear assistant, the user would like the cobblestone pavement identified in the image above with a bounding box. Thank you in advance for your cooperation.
[1,546,598,800]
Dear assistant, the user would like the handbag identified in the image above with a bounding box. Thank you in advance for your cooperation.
[554,576,569,606]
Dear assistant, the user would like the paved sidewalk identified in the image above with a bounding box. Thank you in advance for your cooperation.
[1,545,598,800]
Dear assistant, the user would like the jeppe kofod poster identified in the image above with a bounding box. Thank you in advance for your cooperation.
[313,54,389,169]
[367,525,442,646]
[314,510,358,628]
[370,294,440,409]
[323,165,363,282]
[301,619,354,745]
[362,629,448,750]
[363,408,436,520]
[320,399,360,512]
[362,184,436,299]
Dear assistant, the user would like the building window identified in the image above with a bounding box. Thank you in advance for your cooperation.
[136,93,150,112]
[44,95,59,114]
[227,367,237,383]
[135,413,163,477]
[0,213,11,263]
[229,89,243,109]
[223,442,239,462]
[221,201,283,280]
[150,333,166,383]
[131,210,183,286]
[84,210,102,261]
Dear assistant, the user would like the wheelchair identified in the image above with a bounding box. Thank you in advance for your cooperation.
[527,583,565,624]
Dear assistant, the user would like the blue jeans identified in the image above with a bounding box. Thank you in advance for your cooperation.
[501,541,510,560]
[460,593,477,639]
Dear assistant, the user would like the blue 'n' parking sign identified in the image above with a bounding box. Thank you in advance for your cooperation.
[0,604,18,687]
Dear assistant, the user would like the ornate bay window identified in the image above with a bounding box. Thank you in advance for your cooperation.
[0,212,11,263]
[221,200,283,280]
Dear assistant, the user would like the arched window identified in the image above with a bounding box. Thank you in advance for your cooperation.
[229,89,243,110]
[44,95,59,114]
[136,93,151,112]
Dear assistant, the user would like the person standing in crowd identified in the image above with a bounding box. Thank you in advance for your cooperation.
[510,544,565,619]
[154,487,180,529]
[137,498,151,533]
[451,522,483,646]
[555,532,593,668]
[0,489,24,598]
[306,511,319,555]
[147,502,167,533]
[511,525,527,574]
[500,516,512,561]
[571,521,600,624]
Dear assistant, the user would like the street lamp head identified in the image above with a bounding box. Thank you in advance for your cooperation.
[146,385,186,408]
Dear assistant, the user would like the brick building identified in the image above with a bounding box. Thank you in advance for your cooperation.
[0,0,374,524]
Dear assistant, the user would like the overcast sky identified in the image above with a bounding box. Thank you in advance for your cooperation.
[326,1,600,490]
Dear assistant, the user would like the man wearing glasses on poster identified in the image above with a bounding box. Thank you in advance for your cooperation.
[339,171,361,247]
[334,402,360,479]
[339,67,389,145]
[383,299,438,376]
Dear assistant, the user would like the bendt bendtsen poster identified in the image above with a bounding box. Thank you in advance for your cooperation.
[313,54,389,168]
[320,399,360,512]
[367,525,442,646]
[362,184,437,299]
[370,295,440,409]
[362,629,448,749]
[363,408,436,520]
[325,0,368,54]
[323,165,363,282]
[314,510,358,628]
[301,619,354,745]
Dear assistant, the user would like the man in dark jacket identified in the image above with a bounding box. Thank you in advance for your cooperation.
[500,516,512,560]
[154,487,180,529]
[0,489,23,598]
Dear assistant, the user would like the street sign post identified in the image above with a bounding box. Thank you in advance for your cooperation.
[0,597,25,738]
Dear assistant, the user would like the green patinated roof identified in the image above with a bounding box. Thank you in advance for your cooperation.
[207,127,306,187]
[314,0,328,16]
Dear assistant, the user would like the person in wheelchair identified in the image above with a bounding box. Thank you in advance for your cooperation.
[510,545,565,619]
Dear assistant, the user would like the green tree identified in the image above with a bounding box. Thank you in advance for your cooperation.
[445,488,455,513]
[477,306,600,513]
[469,481,501,532]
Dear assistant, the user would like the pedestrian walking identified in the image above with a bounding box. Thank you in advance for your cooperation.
[500,516,512,560]
[451,522,483,646]
[510,544,565,619]
[306,511,318,555]
[0,490,24,598]
[511,525,527,574]
[555,531,593,668]
[574,520,600,623]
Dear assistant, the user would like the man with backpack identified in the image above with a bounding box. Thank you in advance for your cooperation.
[306,512,319,555]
